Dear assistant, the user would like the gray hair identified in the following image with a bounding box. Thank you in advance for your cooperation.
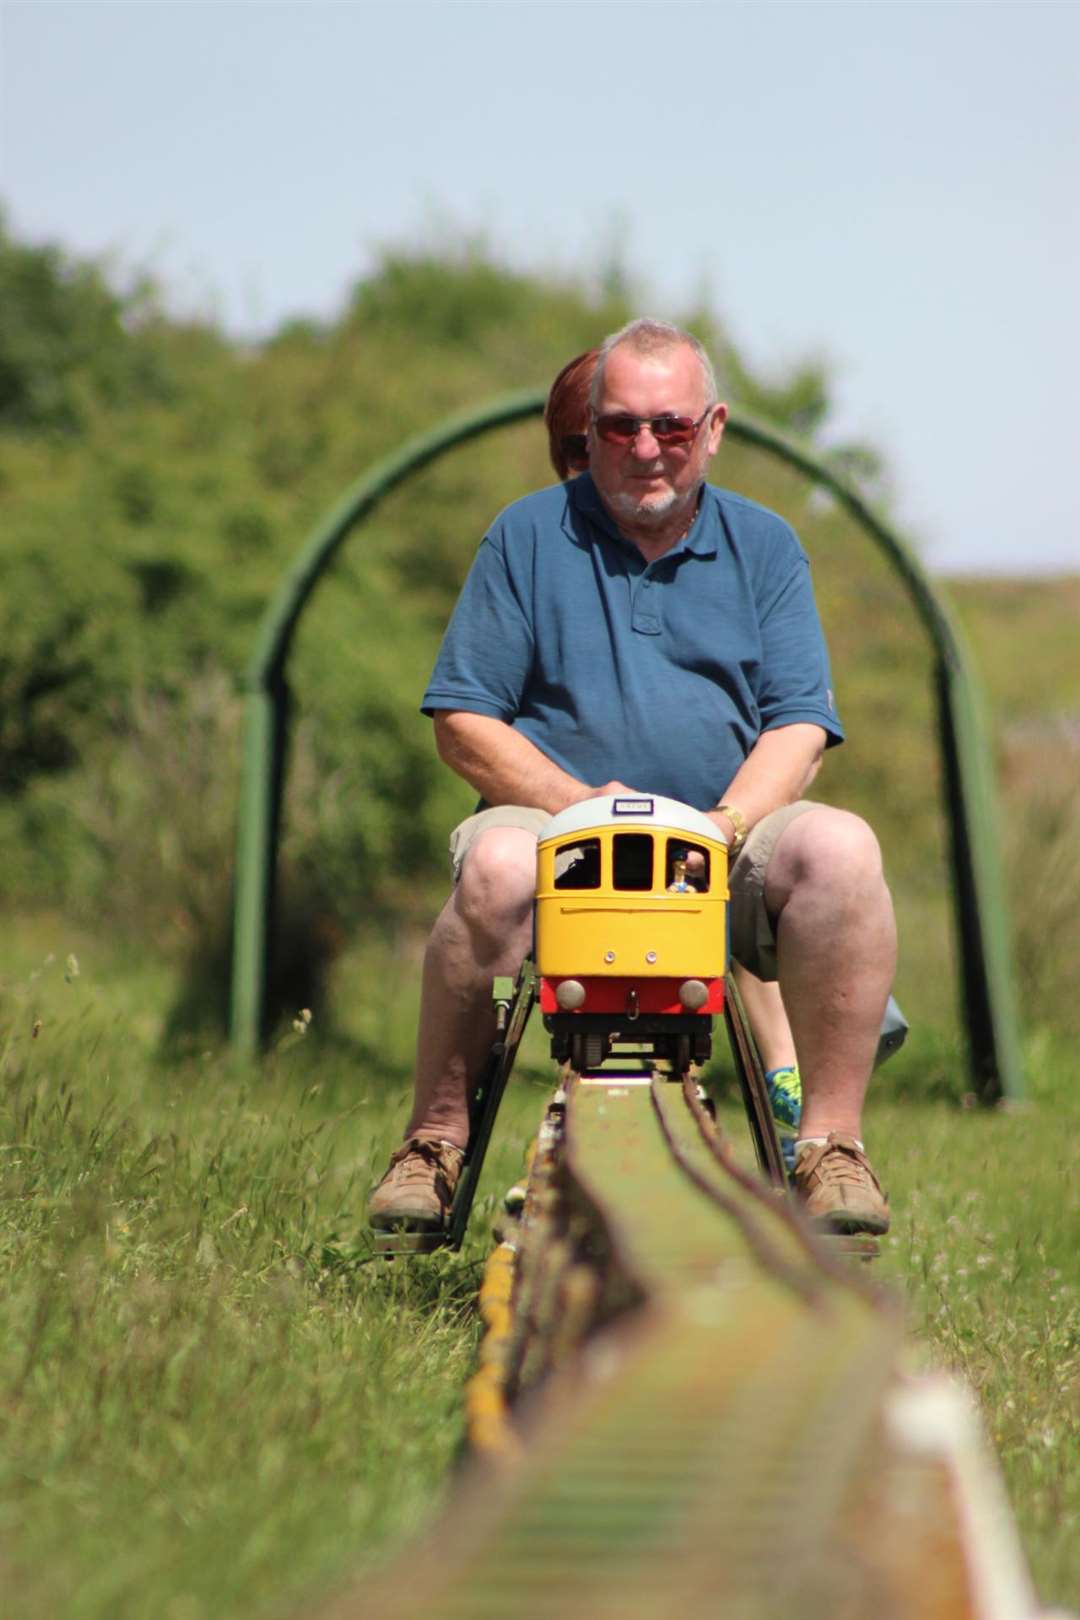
[590,317,719,410]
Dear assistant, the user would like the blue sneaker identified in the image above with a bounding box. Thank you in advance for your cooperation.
[765,1065,801,1175]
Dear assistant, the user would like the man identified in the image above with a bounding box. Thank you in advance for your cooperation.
[369,318,895,1237]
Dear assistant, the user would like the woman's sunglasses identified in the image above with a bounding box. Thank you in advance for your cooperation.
[591,406,714,447]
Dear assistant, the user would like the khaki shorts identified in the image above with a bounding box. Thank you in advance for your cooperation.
[448,800,817,982]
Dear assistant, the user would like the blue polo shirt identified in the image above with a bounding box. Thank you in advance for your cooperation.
[421,473,842,811]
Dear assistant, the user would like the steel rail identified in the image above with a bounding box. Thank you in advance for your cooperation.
[647,1072,829,1310]
[679,1071,887,1277]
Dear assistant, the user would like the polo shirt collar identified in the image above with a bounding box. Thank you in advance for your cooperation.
[567,473,718,559]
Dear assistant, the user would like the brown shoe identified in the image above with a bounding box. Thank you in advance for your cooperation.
[793,1133,890,1235]
[367,1136,465,1232]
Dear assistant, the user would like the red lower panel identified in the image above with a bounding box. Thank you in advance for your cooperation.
[539,975,724,1016]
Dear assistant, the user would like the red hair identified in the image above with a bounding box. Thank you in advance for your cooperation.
[544,348,598,480]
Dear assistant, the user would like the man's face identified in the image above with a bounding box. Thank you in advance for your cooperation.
[587,344,727,532]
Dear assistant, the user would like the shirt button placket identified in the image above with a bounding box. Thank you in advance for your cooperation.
[632,571,661,635]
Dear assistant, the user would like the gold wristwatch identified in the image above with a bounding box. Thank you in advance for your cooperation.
[715,804,748,856]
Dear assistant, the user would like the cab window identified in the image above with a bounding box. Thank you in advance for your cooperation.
[613,833,654,891]
[553,838,601,890]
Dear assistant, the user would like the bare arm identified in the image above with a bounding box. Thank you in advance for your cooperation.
[433,710,634,815]
[707,723,826,845]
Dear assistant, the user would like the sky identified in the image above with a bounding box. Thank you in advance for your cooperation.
[2,0,1078,575]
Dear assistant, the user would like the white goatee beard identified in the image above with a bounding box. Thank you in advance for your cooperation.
[607,486,679,526]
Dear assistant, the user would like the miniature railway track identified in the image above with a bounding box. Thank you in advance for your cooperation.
[321,1028,1044,1620]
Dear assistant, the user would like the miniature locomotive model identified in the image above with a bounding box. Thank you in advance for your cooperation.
[535,794,730,1074]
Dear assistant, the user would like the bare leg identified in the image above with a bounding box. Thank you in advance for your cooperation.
[403,828,537,1149]
[764,808,896,1140]
[731,962,797,1073]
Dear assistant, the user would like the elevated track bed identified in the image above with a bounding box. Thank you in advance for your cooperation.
[322,1054,1045,1620]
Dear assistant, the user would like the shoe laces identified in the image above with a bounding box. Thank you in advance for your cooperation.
[799,1135,874,1189]
[389,1136,463,1186]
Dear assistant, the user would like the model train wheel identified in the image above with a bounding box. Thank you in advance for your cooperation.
[571,1031,608,1073]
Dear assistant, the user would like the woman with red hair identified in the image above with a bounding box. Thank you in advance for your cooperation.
[544,348,596,480]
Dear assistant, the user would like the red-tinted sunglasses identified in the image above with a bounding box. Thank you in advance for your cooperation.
[591,405,715,447]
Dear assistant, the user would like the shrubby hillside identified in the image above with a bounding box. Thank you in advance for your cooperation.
[1,217,1075,1045]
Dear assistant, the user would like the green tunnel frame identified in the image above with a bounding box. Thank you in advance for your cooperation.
[228,391,1024,1103]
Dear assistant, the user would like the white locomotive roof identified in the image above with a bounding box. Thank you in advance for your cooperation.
[538,793,728,846]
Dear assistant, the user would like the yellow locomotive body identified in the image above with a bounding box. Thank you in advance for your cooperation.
[535,795,730,1038]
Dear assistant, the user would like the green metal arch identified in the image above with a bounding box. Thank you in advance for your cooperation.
[229,392,1023,1104]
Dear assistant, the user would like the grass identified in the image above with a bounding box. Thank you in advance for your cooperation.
[0,925,550,1619]
[872,1095,1079,1599]
[0,921,1077,1617]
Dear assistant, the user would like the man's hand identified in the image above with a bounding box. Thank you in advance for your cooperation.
[707,807,742,846]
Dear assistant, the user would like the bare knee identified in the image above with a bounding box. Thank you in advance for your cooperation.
[765,808,886,912]
[455,828,537,942]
